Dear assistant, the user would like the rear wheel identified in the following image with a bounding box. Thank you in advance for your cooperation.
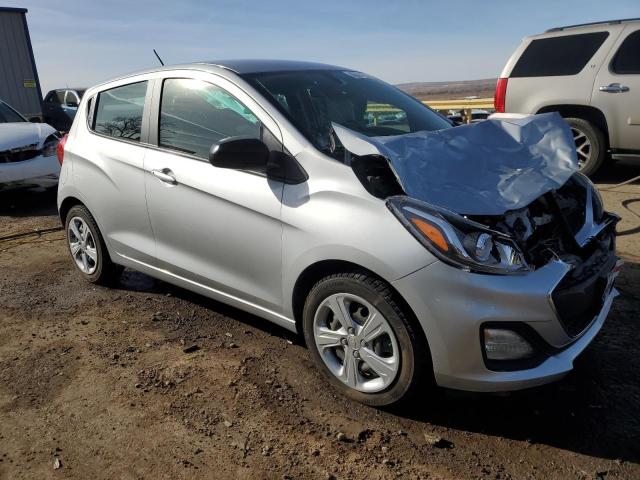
[302,271,429,407]
[566,117,607,176]
[65,205,121,285]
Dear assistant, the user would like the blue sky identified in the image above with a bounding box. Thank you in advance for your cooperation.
[11,0,640,94]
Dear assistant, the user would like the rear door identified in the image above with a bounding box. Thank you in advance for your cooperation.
[74,80,156,263]
[592,25,640,151]
[143,73,285,312]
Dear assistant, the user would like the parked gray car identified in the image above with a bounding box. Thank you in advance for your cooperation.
[57,60,620,406]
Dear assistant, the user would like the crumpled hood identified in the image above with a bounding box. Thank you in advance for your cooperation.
[333,112,578,215]
[0,122,57,151]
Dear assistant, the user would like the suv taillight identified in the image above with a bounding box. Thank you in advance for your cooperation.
[57,134,68,165]
[494,77,508,113]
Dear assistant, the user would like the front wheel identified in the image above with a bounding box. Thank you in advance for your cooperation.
[302,271,429,407]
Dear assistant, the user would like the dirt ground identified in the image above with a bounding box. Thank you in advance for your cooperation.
[1,161,639,480]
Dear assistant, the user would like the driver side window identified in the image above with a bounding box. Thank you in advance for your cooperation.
[159,78,261,160]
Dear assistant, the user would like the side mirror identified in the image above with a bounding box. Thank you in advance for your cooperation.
[209,137,269,170]
[66,101,79,108]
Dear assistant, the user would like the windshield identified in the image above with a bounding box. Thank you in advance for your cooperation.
[0,101,26,123]
[243,70,451,155]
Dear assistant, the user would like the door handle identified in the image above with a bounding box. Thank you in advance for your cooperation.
[599,83,630,93]
[151,169,178,185]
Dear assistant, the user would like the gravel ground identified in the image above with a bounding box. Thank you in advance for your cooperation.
[1,161,639,479]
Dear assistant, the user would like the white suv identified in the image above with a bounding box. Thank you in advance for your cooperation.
[496,18,640,175]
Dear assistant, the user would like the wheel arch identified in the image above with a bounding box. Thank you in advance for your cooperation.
[59,195,85,224]
[536,104,610,148]
[291,260,426,345]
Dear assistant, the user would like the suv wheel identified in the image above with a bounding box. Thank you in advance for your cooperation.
[65,205,121,285]
[302,271,428,406]
[566,117,606,176]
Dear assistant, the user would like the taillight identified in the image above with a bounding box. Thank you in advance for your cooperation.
[494,77,508,113]
[57,134,68,165]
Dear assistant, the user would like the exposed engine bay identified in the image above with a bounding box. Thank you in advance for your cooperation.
[468,173,618,271]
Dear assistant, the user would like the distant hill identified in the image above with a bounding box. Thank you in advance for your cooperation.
[397,78,496,101]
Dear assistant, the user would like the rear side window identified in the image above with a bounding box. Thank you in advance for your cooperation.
[611,30,640,74]
[159,78,260,159]
[511,32,609,77]
[93,81,147,142]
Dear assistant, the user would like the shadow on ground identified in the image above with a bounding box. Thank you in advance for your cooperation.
[0,187,58,217]
[116,257,640,464]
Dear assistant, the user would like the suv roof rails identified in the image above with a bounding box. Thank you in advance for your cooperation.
[546,18,640,33]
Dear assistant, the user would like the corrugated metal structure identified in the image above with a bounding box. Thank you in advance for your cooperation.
[0,7,42,119]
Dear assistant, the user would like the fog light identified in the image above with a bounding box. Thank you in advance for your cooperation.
[483,328,535,361]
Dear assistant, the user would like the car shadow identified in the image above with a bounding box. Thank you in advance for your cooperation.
[593,157,640,185]
[113,259,640,464]
[0,187,58,217]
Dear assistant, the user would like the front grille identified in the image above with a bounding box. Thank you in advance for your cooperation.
[0,143,41,164]
[551,249,616,337]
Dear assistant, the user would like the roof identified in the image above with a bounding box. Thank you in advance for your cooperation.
[0,7,27,13]
[198,59,346,74]
[546,17,640,33]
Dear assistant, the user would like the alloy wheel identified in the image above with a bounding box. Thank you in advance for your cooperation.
[312,293,400,393]
[571,126,592,169]
[68,216,98,274]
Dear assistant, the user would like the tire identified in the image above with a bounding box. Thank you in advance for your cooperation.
[565,117,607,176]
[302,271,430,407]
[64,205,121,285]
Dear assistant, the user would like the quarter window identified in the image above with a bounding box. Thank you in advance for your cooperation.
[159,78,260,159]
[611,30,640,74]
[511,32,609,77]
[93,81,148,142]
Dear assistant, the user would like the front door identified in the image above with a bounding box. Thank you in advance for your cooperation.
[592,25,640,151]
[144,76,285,312]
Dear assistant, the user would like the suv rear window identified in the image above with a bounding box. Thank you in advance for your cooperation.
[511,32,609,77]
[93,81,147,142]
[611,30,640,74]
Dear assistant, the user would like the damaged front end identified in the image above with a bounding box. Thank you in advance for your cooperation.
[335,113,620,337]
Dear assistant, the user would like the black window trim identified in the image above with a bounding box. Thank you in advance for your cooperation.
[87,79,153,147]
[609,28,640,75]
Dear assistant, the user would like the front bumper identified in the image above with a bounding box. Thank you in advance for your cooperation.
[0,154,60,189]
[393,258,619,392]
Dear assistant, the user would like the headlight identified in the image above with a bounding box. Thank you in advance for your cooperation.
[42,134,60,157]
[387,196,529,274]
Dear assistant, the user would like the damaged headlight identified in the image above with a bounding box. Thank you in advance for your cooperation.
[387,196,529,274]
[42,134,60,157]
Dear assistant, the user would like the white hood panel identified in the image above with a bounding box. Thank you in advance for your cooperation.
[0,122,57,151]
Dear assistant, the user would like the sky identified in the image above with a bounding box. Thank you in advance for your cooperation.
[10,0,640,94]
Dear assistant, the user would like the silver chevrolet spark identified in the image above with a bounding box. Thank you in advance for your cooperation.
[57,60,620,406]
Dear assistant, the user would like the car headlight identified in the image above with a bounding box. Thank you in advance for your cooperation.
[387,196,529,274]
[42,134,60,157]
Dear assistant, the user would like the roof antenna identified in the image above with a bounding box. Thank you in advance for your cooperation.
[153,49,165,66]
